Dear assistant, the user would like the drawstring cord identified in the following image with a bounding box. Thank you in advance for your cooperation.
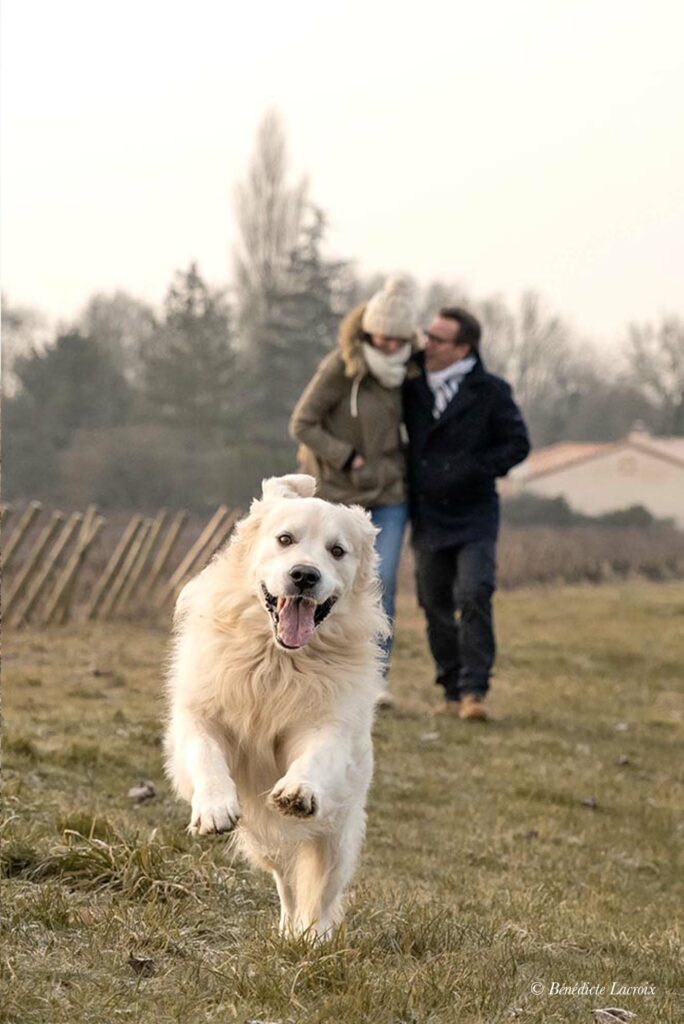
[350,375,362,419]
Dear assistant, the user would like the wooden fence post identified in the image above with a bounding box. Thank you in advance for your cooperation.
[83,514,143,621]
[11,512,83,627]
[135,510,188,605]
[3,501,42,571]
[115,509,167,613]
[171,508,242,597]
[56,511,104,624]
[1,504,14,532]
[154,506,230,609]
[4,511,65,618]
[42,517,105,625]
[54,505,100,623]
[78,505,99,544]
[98,519,151,620]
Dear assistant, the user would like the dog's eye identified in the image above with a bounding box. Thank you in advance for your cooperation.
[330,544,346,560]
[277,532,294,547]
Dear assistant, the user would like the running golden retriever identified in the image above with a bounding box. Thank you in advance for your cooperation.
[165,474,387,938]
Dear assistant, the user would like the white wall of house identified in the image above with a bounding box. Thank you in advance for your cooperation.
[520,446,684,526]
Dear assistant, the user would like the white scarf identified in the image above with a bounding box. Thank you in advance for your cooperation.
[427,355,477,418]
[362,342,412,388]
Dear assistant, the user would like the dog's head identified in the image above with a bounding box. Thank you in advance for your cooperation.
[237,475,379,651]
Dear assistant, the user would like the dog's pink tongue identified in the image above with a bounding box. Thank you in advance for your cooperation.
[278,598,316,648]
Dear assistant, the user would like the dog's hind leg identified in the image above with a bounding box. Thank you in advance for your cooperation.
[314,811,366,937]
[290,824,363,940]
[273,869,295,934]
[290,838,335,940]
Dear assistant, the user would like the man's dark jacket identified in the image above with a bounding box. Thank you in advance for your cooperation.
[403,352,530,550]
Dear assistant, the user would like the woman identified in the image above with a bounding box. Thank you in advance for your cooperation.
[289,276,419,703]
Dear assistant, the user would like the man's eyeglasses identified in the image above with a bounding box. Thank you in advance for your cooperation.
[423,329,454,346]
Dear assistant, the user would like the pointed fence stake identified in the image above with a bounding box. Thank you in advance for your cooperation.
[115,509,167,613]
[171,508,242,598]
[56,511,103,624]
[135,510,188,605]
[3,501,42,571]
[11,512,84,627]
[83,514,143,621]
[1,504,15,532]
[43,516,105,625]
[98,519,152,620]
[54,505,100,623]
[4,511,65,618]
[154,506,230,609]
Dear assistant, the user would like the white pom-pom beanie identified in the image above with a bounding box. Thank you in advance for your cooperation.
[361,276,417,339]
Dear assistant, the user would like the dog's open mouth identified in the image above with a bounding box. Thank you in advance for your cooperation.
[260,583,337,649]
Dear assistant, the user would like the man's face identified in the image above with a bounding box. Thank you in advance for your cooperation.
[424,316,471,372]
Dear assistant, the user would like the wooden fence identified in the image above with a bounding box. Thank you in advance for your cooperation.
[1,502,241,628]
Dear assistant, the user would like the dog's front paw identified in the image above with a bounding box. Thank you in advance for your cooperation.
[268,779,318,818]
[189,794,241,836]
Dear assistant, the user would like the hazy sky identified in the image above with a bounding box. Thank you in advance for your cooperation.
[2,0,683,343]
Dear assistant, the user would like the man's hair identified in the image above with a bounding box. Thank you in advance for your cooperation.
[439,307,482,352]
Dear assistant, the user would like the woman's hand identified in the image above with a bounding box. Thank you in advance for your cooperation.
[351,454,366,470]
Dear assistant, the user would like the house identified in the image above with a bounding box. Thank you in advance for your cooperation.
[502,427,684,527]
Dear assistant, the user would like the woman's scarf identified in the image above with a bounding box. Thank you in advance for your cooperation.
[361,342,412,388]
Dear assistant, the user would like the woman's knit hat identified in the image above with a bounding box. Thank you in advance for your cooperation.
[361,276,417,339]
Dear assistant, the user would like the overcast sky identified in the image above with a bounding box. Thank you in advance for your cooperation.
[2,0,683,343]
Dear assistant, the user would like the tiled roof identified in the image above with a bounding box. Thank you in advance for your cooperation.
[513,433,684,481]
[635,436,684,465]
[511,442,610,479]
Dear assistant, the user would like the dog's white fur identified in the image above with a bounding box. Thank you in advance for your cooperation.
[165,475,387,938]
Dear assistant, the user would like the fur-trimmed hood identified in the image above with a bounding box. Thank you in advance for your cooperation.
[338,303,423,379]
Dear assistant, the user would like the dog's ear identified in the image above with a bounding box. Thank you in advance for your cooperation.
[346,505,389,636]
[261,474,317,502]
[347,505,380,590]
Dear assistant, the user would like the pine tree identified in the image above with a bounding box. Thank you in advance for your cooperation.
[141,264,237,435]
[244,205,349,445]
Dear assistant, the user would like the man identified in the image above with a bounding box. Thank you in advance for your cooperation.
[403,307,530,720]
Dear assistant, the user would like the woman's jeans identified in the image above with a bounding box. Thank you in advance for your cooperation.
[369,503,409,670]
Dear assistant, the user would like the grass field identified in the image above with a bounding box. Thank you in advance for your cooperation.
[2,582,683,1023]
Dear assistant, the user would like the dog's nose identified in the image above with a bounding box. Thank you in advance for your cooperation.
[289,564,321,591]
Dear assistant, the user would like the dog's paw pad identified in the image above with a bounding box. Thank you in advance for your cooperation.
[269,782,317,818]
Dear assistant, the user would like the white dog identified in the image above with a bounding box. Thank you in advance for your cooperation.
[165,474,387,938]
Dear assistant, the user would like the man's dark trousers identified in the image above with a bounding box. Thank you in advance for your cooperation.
[414,538,496,701]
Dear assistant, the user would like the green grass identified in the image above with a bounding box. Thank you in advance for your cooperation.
[2,582,683,1023]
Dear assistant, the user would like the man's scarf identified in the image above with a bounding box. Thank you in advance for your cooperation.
[426,356,477,418]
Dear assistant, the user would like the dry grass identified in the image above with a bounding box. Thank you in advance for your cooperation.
[2,581,683,1023]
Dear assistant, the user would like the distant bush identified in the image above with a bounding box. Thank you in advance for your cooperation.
[497,525,684,587]
[502,493,579,527]
[596,505,667,528]
[502,492,674,529]
[58,426,297,512]
[399,524,684,591]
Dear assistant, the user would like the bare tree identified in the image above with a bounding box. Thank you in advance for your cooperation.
[233,109,306,346]
[418,279,469,333]
[508,292,575,407]
[627,315,684,435]
[472,294,515,377]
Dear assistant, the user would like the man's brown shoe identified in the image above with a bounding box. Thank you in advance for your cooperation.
[434,699,461,717]
[375,689,395,710]
[459,695,488,721]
